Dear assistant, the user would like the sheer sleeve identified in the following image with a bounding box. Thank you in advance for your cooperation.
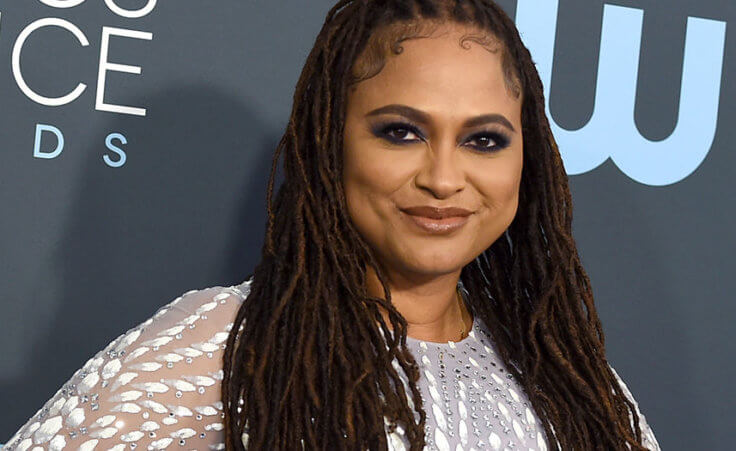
[609,365,661,451]
[3,279,251,451]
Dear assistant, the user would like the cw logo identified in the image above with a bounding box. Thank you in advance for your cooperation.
[515,1,726,186]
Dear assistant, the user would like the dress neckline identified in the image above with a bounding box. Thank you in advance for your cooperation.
[403,283,478,347]
[237,276,482,347]
[403,313,479,346]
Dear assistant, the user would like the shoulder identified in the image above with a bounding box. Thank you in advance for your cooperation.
[99,276,254,366]
[608,364,661,451]
[139,277,253,338]
[153,276,252,323]
[3,276,253,451]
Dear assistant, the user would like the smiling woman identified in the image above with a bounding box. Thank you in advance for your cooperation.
[343,23,525,348]
[3,1,661,450]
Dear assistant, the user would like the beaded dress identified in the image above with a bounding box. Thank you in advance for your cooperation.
[3,277,660,450]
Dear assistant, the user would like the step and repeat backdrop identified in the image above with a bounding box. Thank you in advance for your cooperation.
[1,1,733,449]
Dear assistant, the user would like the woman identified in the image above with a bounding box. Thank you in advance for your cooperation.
[4,0,660,450]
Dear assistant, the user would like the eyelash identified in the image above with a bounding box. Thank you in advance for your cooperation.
[371,120,511,153]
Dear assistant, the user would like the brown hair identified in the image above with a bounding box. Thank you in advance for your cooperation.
[221,1,650,449]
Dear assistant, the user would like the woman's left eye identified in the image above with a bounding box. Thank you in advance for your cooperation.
[466,132,509,152]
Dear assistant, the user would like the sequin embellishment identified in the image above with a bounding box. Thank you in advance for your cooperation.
[3,280,253,451]
[4,277,660,450]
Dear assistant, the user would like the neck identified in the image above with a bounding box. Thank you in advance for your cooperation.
[366,265,473,343]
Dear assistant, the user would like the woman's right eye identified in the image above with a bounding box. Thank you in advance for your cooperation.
[373,121,424,144]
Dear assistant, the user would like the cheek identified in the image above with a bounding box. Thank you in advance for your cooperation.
[344,148,377,208]
[342,140,411,210]
[472,152,523,226]
[481,179,519,216]
[342,142,395,228]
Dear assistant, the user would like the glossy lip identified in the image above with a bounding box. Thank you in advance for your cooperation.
[400,206,473,219]
[399,205,473,234]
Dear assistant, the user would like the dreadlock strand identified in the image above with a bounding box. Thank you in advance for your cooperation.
[222,1,655,449]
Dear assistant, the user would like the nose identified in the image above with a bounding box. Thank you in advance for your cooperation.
[413,139,465,199]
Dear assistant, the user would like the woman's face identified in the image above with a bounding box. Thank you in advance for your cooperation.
[342,23,524,282]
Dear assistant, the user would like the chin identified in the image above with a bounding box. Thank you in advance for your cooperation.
[400,253,469,274]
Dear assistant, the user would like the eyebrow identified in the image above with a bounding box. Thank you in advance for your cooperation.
[365,104,516,133]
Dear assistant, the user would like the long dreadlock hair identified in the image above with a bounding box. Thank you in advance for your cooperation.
[221,1,651,449]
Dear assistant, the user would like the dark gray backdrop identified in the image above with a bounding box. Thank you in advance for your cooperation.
[1,1,733,449]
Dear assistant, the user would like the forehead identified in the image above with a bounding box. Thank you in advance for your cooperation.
[347,24,522,122]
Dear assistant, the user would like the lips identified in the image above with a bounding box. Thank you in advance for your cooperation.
[400,206,473,219]
[399,206,472,234]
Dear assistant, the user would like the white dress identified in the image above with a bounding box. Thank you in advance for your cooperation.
[2,277,660,450]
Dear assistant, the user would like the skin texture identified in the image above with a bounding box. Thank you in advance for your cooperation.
[342,23,524,343]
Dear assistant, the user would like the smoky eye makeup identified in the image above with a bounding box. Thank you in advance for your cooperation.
[368,119,512,153]
[369,120,425,143]
[467,129,511,152]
